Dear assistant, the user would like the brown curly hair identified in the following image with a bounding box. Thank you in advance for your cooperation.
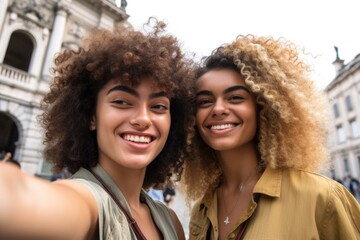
[182,35,331,200]
[39,18,195,188]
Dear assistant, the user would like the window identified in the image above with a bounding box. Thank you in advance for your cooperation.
[345,95,353,112]
[3,30,33,72]
[336,125,346,143]
[333,103,340,118]
[350,119,360,138]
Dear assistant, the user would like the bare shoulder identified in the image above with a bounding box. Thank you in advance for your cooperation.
[55,179,96,198]
[54,179,98,216]
[52,179,99,238]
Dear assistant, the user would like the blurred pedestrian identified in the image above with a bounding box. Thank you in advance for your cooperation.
[343,174,360,199]
[147,186,164,203]
[163,186,176,207]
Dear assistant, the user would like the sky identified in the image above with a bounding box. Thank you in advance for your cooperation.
[123,0,360,89]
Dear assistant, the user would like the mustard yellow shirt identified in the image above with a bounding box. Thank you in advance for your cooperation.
[189,167,360,240]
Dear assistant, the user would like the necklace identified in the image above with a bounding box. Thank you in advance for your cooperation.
[221,172,257,225]
[222,186,241,225]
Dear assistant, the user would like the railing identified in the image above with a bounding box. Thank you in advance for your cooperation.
[0,63,38,91]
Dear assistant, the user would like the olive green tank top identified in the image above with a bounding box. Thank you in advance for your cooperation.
[71,164,178,240]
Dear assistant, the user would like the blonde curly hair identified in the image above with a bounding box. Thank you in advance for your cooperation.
[182,35,331,200]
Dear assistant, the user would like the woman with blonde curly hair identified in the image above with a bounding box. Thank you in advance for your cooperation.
[0,19,194,239]
[182,35,360,239]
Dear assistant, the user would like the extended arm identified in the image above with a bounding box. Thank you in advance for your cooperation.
[0,163,98,240]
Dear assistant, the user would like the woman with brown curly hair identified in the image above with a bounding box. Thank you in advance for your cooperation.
[182,35,360,239]
[0,19,193,240]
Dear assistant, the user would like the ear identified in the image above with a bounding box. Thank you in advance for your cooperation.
[90,116,96,131]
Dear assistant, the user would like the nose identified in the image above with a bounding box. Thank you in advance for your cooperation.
[130,107,152,129]
[212,99,229,117]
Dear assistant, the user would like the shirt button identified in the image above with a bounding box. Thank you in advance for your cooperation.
[229,233,236,239]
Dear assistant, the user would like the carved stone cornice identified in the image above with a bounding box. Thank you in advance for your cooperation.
[329,142,360,156]
[55,0,70,14]
[9,0,55,28]
[88,0,128,21]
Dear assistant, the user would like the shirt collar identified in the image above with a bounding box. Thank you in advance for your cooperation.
[199,183,218,211]
[253,166,282,197]
[199,166,282,210]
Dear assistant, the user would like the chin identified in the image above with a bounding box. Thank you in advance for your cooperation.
[212,146,231,151]
[125,162,150,169]
[122,157,154,169]
[207,144,231,151]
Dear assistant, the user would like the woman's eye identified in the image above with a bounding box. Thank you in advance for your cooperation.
[196,99,212,107]
[152,104,168,111]
[111,100,129,106]
[228,95,244,102]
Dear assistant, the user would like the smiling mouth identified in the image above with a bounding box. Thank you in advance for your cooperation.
[122,134,154,144]
[208,123,237,130]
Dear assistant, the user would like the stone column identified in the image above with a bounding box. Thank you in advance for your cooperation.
[0,0,9,32]
[41,1,69,79]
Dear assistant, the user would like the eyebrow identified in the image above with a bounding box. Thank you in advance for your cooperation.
[107,85,138,96]
[107,85,167,99]
[196,85,250,97]
[224,85,250,94]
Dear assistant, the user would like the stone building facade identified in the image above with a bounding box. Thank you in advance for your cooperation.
[0,0,128,177]
[326,49,360,182]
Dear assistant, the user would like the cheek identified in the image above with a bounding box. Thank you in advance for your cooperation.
[246,109,258,136]
[195,110,205,126]
[195,118,209,141]
[249,121,258,138]
[160,114,171,136]
[195,110,210,138]
[165,115,171,135]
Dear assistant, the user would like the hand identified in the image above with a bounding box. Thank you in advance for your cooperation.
[2,152,12,162]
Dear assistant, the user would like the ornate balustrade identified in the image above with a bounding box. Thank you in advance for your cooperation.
[0,63,38,91]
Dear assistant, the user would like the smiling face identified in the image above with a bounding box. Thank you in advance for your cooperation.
[196,69,257,152]
[91,77,171,171]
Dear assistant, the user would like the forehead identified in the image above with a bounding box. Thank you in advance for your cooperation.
[197,69,247,90]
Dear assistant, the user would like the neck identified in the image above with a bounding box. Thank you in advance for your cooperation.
[99,160,146,207]
[216,143,259,187]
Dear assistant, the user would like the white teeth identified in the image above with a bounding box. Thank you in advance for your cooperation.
[123,134,151,143]
[210,124,235,130]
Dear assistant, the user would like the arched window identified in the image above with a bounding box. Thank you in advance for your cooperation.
[0,112,19,158]
[3,30,34,72]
